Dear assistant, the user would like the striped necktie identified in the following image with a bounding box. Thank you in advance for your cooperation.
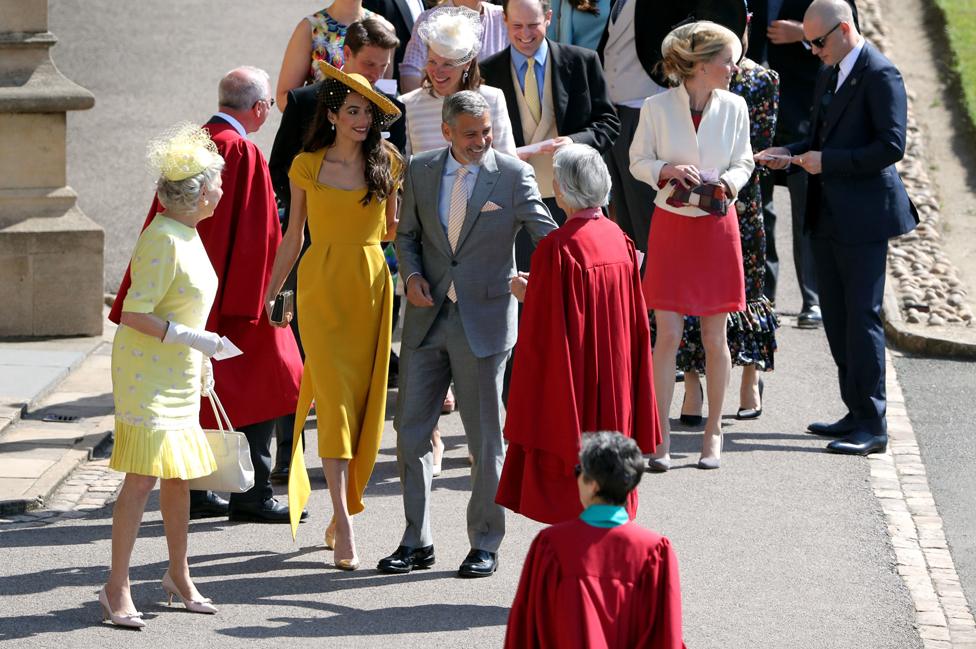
[446,166,470,302]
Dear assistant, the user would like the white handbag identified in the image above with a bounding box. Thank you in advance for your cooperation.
[188,390,255,493]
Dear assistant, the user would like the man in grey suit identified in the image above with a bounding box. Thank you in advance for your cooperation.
[378,91,557,578]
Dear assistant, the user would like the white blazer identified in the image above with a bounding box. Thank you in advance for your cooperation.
[629,83,754,217]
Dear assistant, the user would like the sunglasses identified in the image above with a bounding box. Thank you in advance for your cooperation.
[253,97,276,109]
[805,22,841,49]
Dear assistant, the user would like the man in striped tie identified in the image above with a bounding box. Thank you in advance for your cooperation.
[383,90,557,579]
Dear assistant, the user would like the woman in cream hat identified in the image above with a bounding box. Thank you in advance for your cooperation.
[265,63,403,571]
[400,6,517,157]
[100,124,227,628]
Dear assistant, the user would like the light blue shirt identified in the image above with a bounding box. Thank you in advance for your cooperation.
[579,504,629,528]
[511,40,548,108]
[214,112,247,138]
[438,150,481,236]
[547,0,611,51]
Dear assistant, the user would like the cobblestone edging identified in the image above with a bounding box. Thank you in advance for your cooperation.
[872,352,976,648]
[0,459,121,525]
[858,0,974,328]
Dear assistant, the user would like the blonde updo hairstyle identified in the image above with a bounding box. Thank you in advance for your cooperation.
[658,21,743,86]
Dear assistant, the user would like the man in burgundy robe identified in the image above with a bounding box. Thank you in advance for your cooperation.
[496,212,660,524]
[109,67,303,522]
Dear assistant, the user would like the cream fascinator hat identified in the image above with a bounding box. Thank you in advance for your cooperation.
[147,122,222,182]
[418,6,483,65]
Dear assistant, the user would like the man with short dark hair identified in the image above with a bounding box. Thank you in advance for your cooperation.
[480,0,618,271]
[379,91,556,579]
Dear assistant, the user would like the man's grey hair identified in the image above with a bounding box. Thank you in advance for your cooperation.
[442,90,490,126]
[553,143,611,212]
[806,0,856,27]
[156,161,225,215]
[218,66,271,110]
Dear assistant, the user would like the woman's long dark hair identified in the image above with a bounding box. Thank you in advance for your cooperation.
[303,80,403,206]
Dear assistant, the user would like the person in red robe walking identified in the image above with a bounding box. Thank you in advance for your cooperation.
[505,431,686,649]
[109,67,304,523]
[497,143,660,524]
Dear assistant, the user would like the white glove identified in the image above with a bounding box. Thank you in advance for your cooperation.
[163,322,224,357]
[200,357,215,394]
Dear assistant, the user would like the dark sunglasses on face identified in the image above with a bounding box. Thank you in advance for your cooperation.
[806,21,841,49]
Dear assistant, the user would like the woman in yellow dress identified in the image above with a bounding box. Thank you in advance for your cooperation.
[266,63,403,570]
[101,125,226,628]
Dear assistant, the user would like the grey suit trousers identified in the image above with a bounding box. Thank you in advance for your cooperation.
[394,301,508,553]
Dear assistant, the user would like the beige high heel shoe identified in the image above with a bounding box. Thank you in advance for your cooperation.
[98,586,146,629]
[325,518,336,550]
[161,572,217,614]
[698,429,723,470]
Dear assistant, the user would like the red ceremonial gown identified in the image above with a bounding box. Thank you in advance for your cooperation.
[496,213,661,523]
[505,518,686,649]
[109,117,302,429]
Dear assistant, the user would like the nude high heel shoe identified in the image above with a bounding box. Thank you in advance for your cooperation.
[161,573,217,614]
[698,430,723,470]
[325,517,336,550]
[98,586,146,629]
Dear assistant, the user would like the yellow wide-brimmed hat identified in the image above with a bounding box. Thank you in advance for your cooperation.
[316,62,402,128]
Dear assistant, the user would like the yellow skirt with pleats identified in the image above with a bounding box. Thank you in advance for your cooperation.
[109,420,216,480]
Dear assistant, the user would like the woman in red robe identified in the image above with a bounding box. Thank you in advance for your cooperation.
[496,143,661,524]
[505,432,685,649]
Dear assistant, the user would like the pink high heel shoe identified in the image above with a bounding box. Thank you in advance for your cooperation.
[161,572,217,614]
[98,586,146,629]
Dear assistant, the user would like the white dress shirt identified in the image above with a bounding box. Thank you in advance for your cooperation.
[836,37,865,91]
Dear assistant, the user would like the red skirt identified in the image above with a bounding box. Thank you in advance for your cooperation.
[642,205,745,316]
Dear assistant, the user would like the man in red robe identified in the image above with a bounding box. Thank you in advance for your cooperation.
[109,67,304,523]
[505,432,685,649]
[496,143,660,524]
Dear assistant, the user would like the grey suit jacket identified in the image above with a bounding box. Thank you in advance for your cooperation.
[397,147,557,358]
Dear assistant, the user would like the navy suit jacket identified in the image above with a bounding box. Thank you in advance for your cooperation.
[480,40,620,154]
[787,42,918,244]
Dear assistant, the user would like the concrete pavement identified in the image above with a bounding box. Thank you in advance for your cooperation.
[0,187,940,648]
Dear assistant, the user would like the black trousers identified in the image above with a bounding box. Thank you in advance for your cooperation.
[763,171,820,311]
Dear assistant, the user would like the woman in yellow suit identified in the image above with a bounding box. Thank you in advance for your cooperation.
[266,63,402,570]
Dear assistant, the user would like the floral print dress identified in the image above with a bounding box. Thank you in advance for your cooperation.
[305,7,375,84]
[652,59,781,372]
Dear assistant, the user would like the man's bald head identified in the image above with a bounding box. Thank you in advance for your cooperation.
[804,0,859,66]
[805,0,856,32]
[218,66,273,134]
[219,66,271,111]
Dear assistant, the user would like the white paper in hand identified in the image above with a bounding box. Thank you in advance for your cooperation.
[212,336,243,361]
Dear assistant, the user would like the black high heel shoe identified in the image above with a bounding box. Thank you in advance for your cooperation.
[736,377,764,420]
[680,382,703,426]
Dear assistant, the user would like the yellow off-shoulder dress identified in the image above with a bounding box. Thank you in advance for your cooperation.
[286,148,395,532]
[109,215,218,479]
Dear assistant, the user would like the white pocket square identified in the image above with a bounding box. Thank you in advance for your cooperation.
[482,201,504,212]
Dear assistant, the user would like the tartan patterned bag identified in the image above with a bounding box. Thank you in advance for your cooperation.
[665,180,730,216]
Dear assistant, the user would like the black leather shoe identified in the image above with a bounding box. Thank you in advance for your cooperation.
[269,464,290,485]
[680,382,703,426]
[228,497,307,523]
[797,306,823,329]
[807,415,856,438]
[377,545,435,574]
[826,430,888,456]
[189,491,229,520]
[736,378,764,420]
[458,549,497,578]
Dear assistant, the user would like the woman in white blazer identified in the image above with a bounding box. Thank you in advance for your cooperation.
[629,21,754,471]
